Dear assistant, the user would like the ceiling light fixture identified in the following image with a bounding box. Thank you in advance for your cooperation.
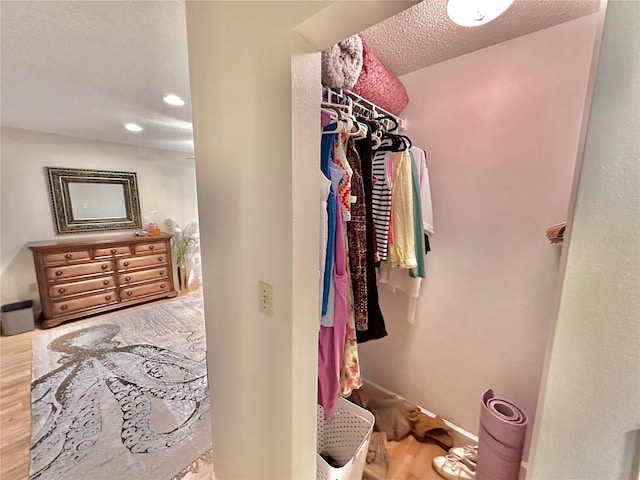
[447,0,516,27]
[163,94,185,106]
[124,123,143,133]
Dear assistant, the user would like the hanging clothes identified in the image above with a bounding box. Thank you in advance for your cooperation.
[321,159,345,328]
[371,148,393,262]
[340,285,362,396]
[355,119,387,344]
[334,133,353,222]
[345,138,369,331]
[409,150,426,279]
[378,145,434,324]
[319,172,331,317]
[321,88,446,410]
[320,126,338,318]
[411,146,434,237]
[378,155,423,322]
[318,199,349,420]
[385,149,417,270]
[339,125,363,396]
[318,116,367,415]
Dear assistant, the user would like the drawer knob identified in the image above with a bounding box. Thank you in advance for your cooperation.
[127,291,133,296]
[159,270,164,275]
[103,280,109,285]
[101,264,108,270]
[55,270,63,276]
[124,261,130,267]
[105,295,112,301]
[61,305,68,311]
[161,284,165,288]
[111,249,117,254]
[58,287,66,294]
[125,276,131,281]
[149,245,155,250]
[65,253,72,259]
[157,257,163,262]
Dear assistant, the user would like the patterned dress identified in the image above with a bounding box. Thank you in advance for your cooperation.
[345,138,369,331]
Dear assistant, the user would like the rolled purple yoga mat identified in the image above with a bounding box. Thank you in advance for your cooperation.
[476,389,528,480]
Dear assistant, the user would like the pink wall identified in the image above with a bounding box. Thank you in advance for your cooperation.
[358,13,600,458]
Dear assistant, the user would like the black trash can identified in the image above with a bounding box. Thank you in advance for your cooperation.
[1,300,35,335]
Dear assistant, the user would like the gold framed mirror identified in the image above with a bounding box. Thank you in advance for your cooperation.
[46,167,143,234]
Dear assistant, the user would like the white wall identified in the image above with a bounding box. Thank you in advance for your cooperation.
[0,127,199,306]
[358,13,601,458]
[185,2,419,478]
[528,1,640,478]
[186,4,326,479]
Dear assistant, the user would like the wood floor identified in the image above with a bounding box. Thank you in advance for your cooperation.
[1,314,43,480]
[385,436,449,480]
[1,290,449,480]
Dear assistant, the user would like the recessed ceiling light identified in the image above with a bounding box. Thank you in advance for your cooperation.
[124,123,143,132]
[163,94,185,106]
[447,0,515,27]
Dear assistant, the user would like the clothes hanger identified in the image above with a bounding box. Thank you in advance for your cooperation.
[348,107,367,138]
[375,115,399,133]
[376,131,412,152]
[344,98,369,137]
[322,122,342,134]
[370,113,412,151]
[321,105,341,135]
[371,132,382,149]
[366,116,383,148]
[321,100,350,115]
[350,121,367,138]
[321,106,339,121]
[321,101,355,133]
[399,135,412,150]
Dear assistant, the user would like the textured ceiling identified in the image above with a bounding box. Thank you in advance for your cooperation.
[361,0,601,76]
[1,1,193,154]
[0,1,601,155]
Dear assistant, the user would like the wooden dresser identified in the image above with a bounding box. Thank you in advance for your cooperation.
[28,233,178,328]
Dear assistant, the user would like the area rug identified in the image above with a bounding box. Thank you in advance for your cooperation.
[29,295,212,480]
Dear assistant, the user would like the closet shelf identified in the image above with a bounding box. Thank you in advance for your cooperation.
[546,222,566,244]
[322,86,407,130]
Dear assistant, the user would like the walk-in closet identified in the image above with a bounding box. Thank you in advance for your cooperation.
[186,2,639,479]
[316,2,606,478]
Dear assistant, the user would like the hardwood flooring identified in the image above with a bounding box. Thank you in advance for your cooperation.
[1,289,448,480]
[385,436,449,480]
[1,317,41,480]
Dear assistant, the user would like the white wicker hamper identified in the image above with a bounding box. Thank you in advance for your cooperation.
[317,397,375,480]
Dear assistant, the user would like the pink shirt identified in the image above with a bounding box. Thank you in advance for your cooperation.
[317,201,348,421]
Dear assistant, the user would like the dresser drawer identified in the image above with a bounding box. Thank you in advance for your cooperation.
[29,233,177,328]
[52,291,118,316]
[49,276,116,298]
[117,255,167,270]
[133,241,167,254]
[120,280,171,301]
[42,250,91,264]
[119,267,169,285]
[46,261,114,281]
[93,245,132,257]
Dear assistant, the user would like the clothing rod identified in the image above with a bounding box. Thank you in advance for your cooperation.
[322,86,407,130]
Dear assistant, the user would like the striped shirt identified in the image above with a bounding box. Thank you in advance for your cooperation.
[371,149,392,261]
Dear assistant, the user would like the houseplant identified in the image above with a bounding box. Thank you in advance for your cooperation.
[165,219,199,290]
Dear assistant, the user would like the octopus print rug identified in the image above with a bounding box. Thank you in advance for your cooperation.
[29,295,212,480]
